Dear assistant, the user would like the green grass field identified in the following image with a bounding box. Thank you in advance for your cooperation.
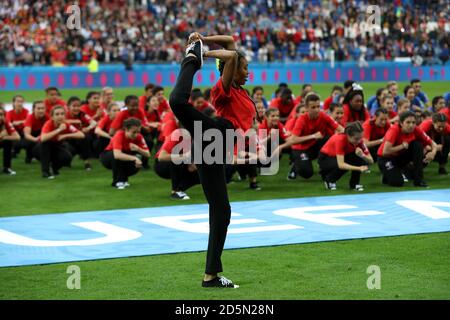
[0,81,449,300]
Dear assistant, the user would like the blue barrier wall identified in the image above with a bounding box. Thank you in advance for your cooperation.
[0,61,448,90]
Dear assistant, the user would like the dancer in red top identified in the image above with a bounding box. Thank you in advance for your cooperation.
[94,102,121,155]
[419,113,450,175]
[169,32,256,288]
[23,101,49,163]
[318,122,373,191]
[6,95,29,158]
[0,105,20,175]
[342,83,370,126]
[377,111,437,187]
[44,87,66,116]
[362,108,391,161]
[100,118,150,189]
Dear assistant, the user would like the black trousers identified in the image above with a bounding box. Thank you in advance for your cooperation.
[0,140,13,169]
[292,137,329,179]
[24,131,41,161]
[368,145,379,163]
[154,159,200,191]
[169,56,234,274]
[93,136,111,157]
[433,134,450,166]
[318,152,365,188]
[100,150,139,185]
[67,138,91,161]
[377,140,424,187]
[34,141,73,174]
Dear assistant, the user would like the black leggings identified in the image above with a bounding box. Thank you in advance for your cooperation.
[0,140,13,169]
[100,150,139,185]
[169,56,234,274]
[67,138,91,161]
[433,134,450,166]
[34,141,73,174]
[377,140,424,186]
[291,137,329,179]
[318,152,366,188]
[154,159,200,192]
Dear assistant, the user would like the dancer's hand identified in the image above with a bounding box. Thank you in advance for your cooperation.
[134,157,142,168]
[359,165,369,173]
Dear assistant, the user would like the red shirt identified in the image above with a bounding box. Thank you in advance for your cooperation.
[110,109,149,131]
[6,108,29,133]
[105,130,148,152]
[210,78,256,132]
[145,109,161,132]
[65,112,92,130]
[439,108,450,125]
[419,118,450,137]
[258,119,289,141]
[321,133,369,157]
[138,95,149,111]
[270,97,295,119]
[44,98,66,116]
[97,115,114,134]
[322,96,333,111]
[24,113,49,134]
[362,119,391,141]
[1,119,17,136]
[291,112,339,150]
[80,104,106,121]
[285,116,297,132]
[157,99,170,117]
[377,124,433,158]
[388,110,397,119]
[158,111,178,142]
[342,104,370,126]
[40,120,79,142]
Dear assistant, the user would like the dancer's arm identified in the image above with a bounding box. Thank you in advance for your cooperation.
[204,50,238,93]
[189,33,236,50]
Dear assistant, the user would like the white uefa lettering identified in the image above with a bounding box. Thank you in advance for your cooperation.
[396,200,450,219]
[141,213,301,234]
[273,205,384,226]
[0,222,142,246]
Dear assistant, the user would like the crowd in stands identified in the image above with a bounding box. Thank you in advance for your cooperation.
[1,78,449,199]
[1,0,449,66]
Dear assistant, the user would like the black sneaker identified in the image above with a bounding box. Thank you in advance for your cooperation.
[324,181,337,190]
[84,163,92,171]
[438,167,448,175]
[414,180,429,188]
[3,168,16,176]
[185,40,203,68]
[287,170,297,180]
[171,191,190,200]
[202,276,239,289]
[249,182,261,190]
[42,171,55,179]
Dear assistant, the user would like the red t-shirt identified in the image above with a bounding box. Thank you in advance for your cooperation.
[388,110,397,119]
[322,96,333,111]
[419,118,450,137]
[362,119,391,141]
[270,97,295,119]
[40,120,79,142]
[80,104,106,121]
[158,111,178,142]
[44,98,67,116]
[157,99,170,117]
[1,119,17,136]
[258,119,289,141]
[342,104,370,126]
[6,108,29,133]
[285,116,297,132]
[145,109,161,132]
[321,133,370,157]
[439,108,450,125]
[291,112,339,150]
[110,109,150,131]
[210,78,256,132]
[105,130,148,152]
[65,112,92,130]
[377,124,433,158]
[138,95,149,111]
[97,115,114,134]
[24,113,49,134]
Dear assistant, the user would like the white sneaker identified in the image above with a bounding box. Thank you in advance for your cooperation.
[115,182,126,190]
[353,184,364,191]
[185,40,203,68]
[402,174,409,183]
[324,181,337,191]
